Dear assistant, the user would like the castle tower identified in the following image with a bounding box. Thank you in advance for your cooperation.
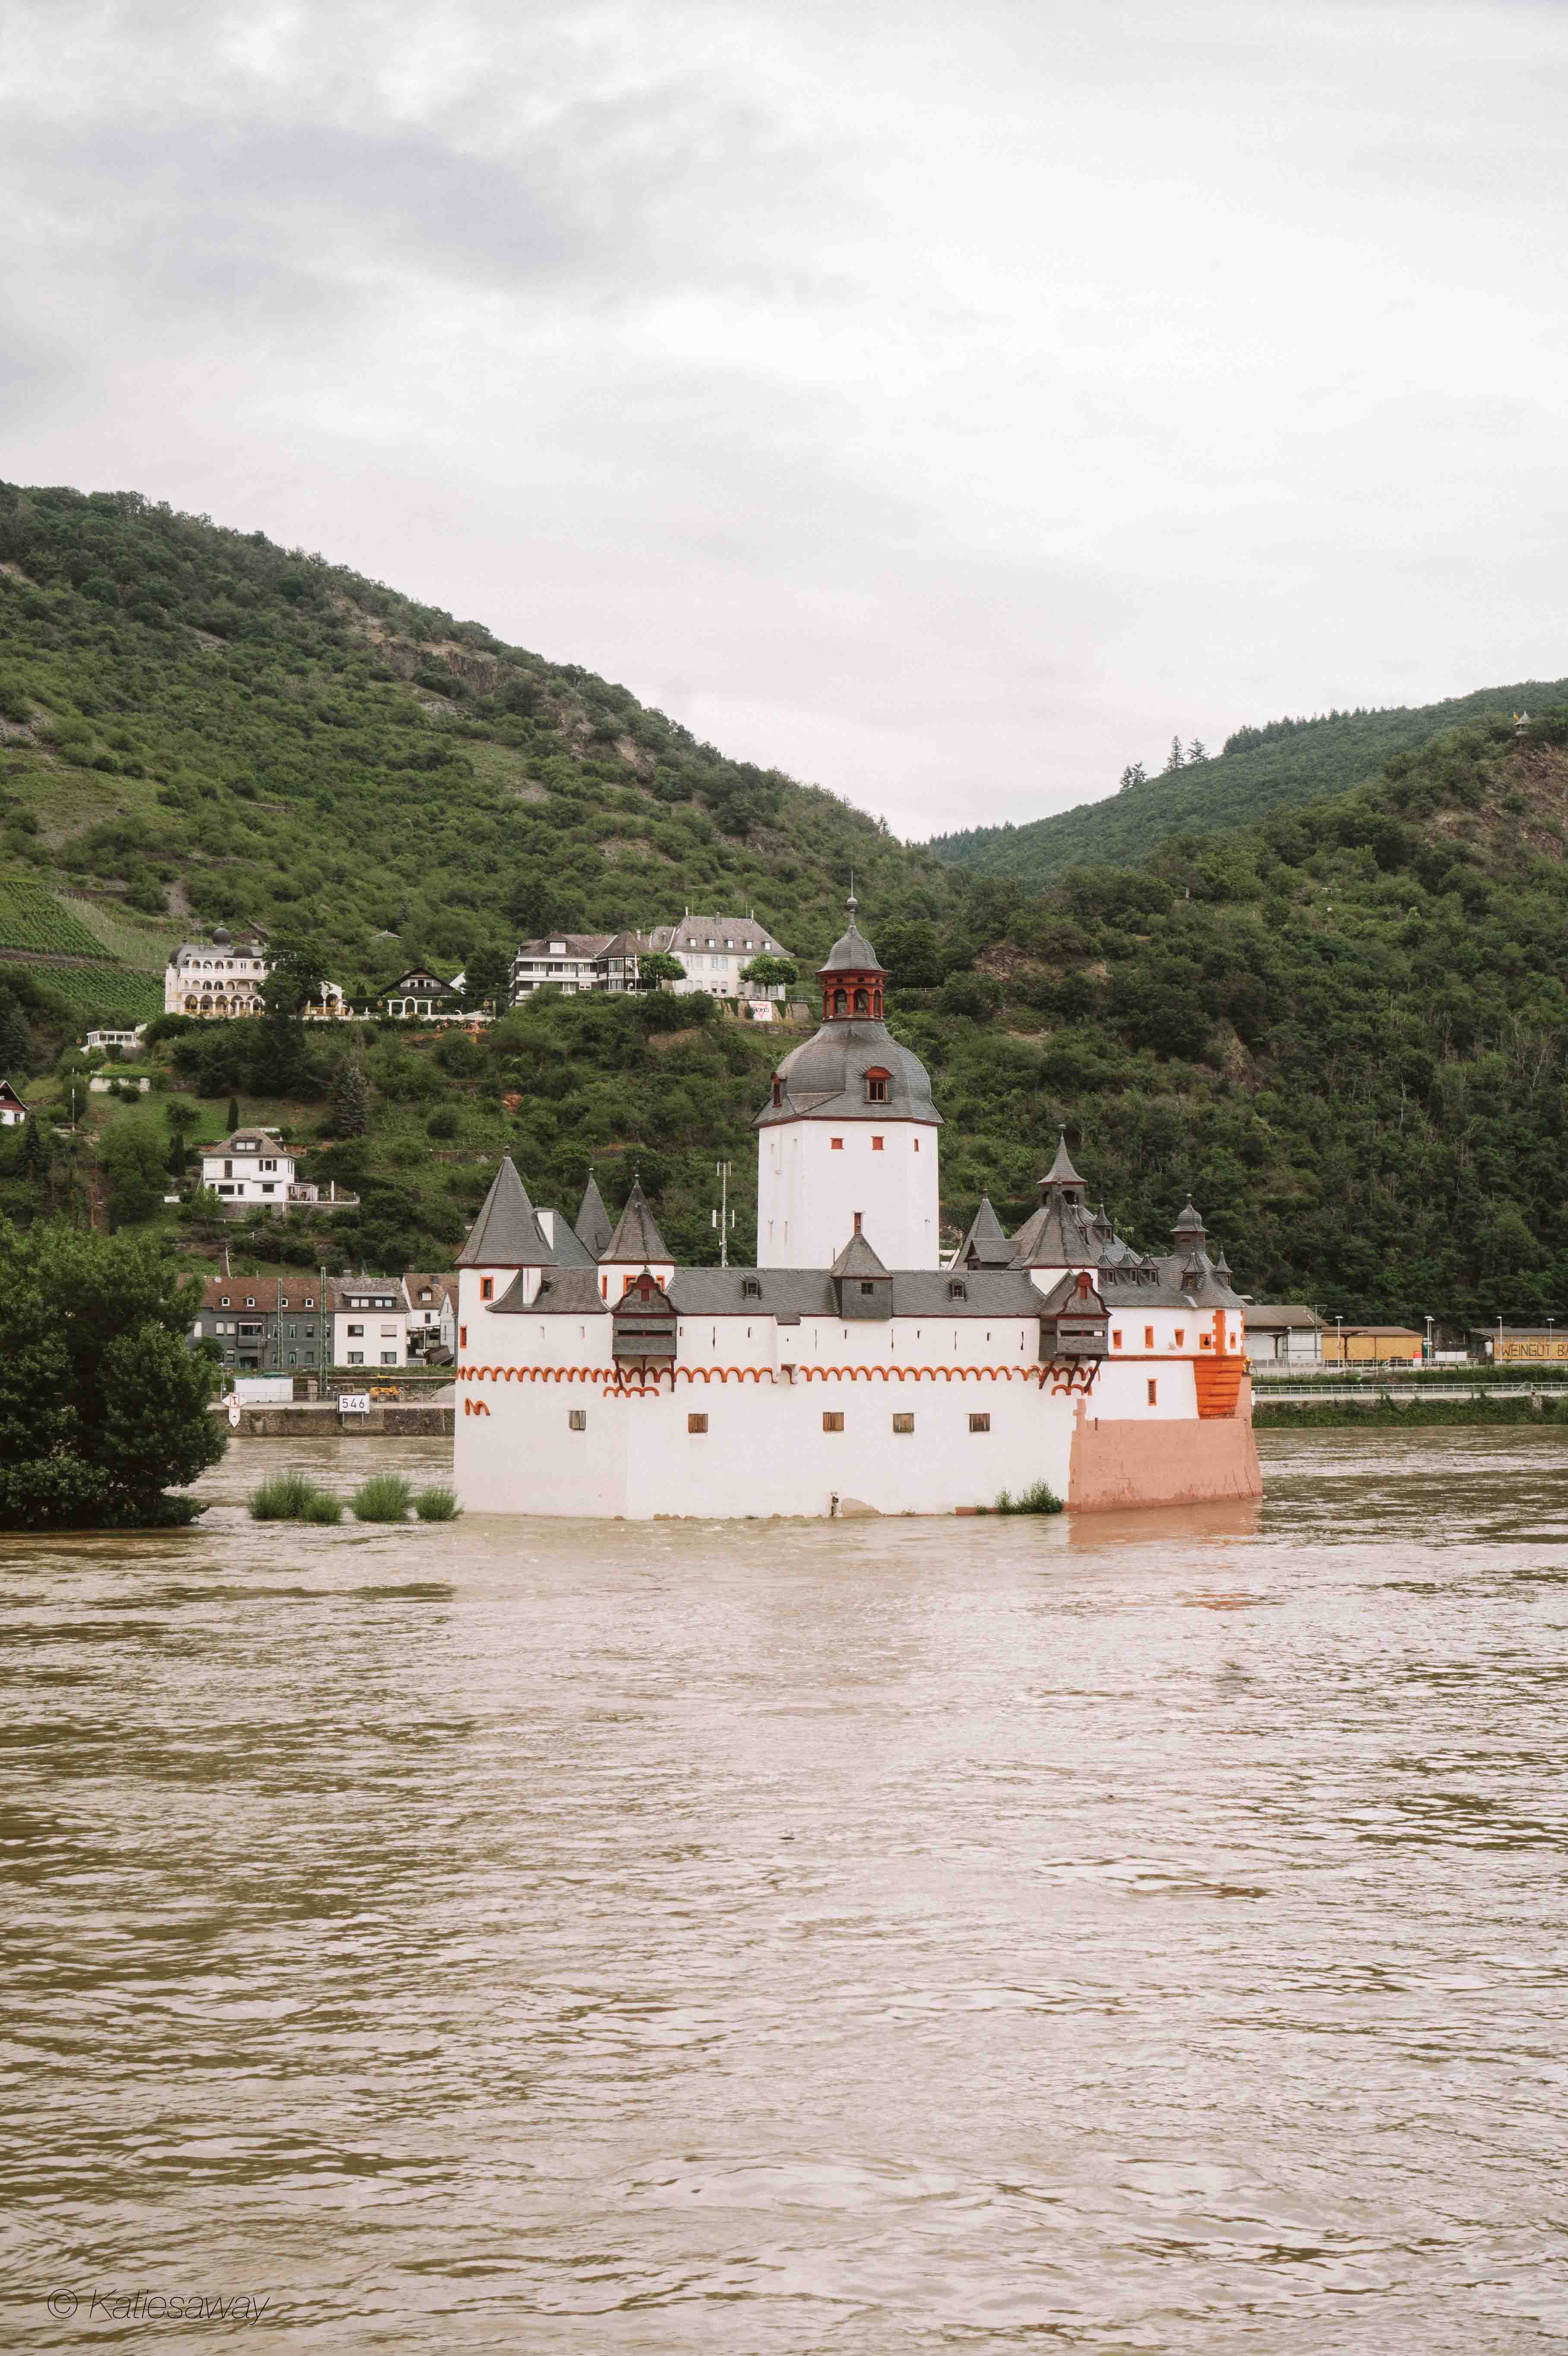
[754,893,941,1269]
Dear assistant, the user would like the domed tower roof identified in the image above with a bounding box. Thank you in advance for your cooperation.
[757,890,939,1130]
[1172,1198,1207,1241]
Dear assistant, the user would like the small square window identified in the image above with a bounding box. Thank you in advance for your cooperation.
[948,1280,966,1301]
[688,1413,708,1434]
[860,1280,877,1295]
[348,1351,365,1365]
[568,1409,587,1431]
[1147,1379,1157,1406]
[892,1412,914,1434]
[822,1411,844,1432]
[830,1137,843,1150]
[969,1413,990,1433]
[1200,1335,1212,1349]
[871,1135,884,1150]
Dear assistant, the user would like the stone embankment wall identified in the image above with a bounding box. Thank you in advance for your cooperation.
[213,1401,454,1437]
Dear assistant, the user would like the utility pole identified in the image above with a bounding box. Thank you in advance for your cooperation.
[712,1161,734,1267]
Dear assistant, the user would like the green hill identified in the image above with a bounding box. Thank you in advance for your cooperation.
[0,480,961,1005]
[928,683,1568,886]
[7,478,1568,1334]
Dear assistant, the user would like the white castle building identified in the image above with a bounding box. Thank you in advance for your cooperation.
[453,897,1261,1518]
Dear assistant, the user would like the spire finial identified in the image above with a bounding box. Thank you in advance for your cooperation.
[846,868,857,916]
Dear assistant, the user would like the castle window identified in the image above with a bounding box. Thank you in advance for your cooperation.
[1147,1380,1157,1406]
[948,1280,966,1300]
[742,1278,761,1299]
[833,991,847,1016]
[822,1412,844,1432]
[865,1071,889,1103]
[968,1414,990,1433]
[871,1136,883,1150]
[892,1413,914,1434]
[831,1137,843,1151]
[1144,1326,1154,1348]
[480,1278,494,1302]
[772,1080,782,1107]
[1174,1328,1184,1347]
[569,1409,587,1431]
[1200,1335,1212,1349]
[688,1414,708,1434]
[853,989,869,1014]
[913,1137,920,1153]
[1112,1330,1122,1349]
[860,1281,876,1296]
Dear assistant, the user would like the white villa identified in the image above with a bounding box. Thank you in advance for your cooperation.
[166,927,347,1020]
[509,912,793,1006]
[198,1127,298,1206]
[455,895,1261,1520]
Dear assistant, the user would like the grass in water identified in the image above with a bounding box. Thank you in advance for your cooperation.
[414,1485,463,1522]
[249,1471,341,1523]
[351,1472,414,1523]
[984,1480,1065,1516]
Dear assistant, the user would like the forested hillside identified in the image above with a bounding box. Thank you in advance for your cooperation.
[0,481,961,1010]
[929,681,1568,887]
[5,480,1568,1331]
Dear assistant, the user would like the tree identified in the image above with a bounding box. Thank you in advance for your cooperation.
[1188,739,1208,765]
[1119,763,1147,793]
[461,943,512,1012]
[1164,737,1185,774]
[326,1058,370,1138]
[739,953,798,995]
[636,950,687,990]
[98,1117,169,1224]
[227,1096,240,1133]
[0,1220,223,1528]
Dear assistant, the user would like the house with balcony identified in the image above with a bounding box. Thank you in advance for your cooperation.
[190,1277,325,1374]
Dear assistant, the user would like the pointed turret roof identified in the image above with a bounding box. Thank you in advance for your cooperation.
[574,1171,613,1260]
[1041,1128,1085,1190]
[602,1176,672,1266]
[953,1193,1014,1270]
[819,890,887,976]
[829,1226,890,1280]
[458,1153,553,1267]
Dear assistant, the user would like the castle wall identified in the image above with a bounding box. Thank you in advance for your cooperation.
[1067,1378,1261,1510]
[757,1120,940,1270]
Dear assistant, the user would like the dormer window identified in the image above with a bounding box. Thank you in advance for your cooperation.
[772,1079,782,1107]
[742,1278,761,1299]
[245,1296,256,1309]
[948,1279,966,1300]
[864,1068,890,1103]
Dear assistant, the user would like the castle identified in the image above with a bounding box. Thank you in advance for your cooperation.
[452,896,1261,1518]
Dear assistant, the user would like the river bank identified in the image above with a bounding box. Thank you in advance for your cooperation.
[1255,1392,1568,1428]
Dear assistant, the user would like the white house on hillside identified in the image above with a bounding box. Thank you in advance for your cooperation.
[165,927,270,1017]
[647,912,791,998]
[0,1078,28,1126]
[199,1128,297,1205]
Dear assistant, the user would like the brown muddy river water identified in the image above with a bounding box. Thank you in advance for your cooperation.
[5,1431,1568,2351]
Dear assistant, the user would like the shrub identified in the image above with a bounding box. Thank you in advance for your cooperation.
[414,1484,462,1521]
[249,1470,340,1522]
[351,1470,413,1521]
[986,1480,1064,1516]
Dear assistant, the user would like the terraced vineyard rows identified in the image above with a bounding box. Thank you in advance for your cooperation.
[0,880,115,958]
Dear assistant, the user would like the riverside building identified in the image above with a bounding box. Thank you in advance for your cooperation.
[454,896,1260,1518]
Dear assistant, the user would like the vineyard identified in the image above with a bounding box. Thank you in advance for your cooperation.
[55,894,171,971]
[0,881,117,959]
[24,965,162,1021]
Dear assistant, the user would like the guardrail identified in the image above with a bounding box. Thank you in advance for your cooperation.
[1251,1364,1568,1390]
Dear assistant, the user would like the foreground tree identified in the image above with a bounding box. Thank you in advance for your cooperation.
[0,1221,224,1529]
[740,953,799,995]
[636,950,687,990]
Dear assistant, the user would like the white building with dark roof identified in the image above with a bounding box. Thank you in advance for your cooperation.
[453,895,1262,1520]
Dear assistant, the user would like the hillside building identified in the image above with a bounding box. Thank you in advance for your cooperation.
[509,912,793,1005]
[190,1276,323,1374]
[0,1078,28,1126]
[326,1277,410,1368]
[196,1128,356,1218]
[381,967,465,1019]
[166,926,347,1020]
[646,912,792,999]
[455,895,1260,1519]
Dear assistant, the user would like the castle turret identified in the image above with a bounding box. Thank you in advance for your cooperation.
[599,1176,675,1297]
[754,893,941,1268]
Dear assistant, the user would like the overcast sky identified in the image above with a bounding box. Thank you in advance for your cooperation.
[3,0,1564,840]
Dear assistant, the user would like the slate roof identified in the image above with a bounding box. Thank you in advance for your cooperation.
[326,1276,407,1311]
[513,933,616,958]
[405,1273,457,1311]
[650,914,787,956]
[1244,1304,1321,1330]
[602,1177,672,1264]
[664,1267,1046,1319]
[202,1129,293,1159]
[829,1228,890,1280]
[757,1021,939,1129]
[458,1154,554,1266]
[952,1194,1014,1269]
[818,895,887,976]
[547,1214,598,1269]
[490,1267,609,1316]
[1042,1128,1085,1188]
[574,1173,614,1259]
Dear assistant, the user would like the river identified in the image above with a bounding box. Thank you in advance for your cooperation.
[4,1430,1567,2351]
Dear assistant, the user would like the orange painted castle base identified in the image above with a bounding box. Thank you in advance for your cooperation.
[1067,1379,1261,1512]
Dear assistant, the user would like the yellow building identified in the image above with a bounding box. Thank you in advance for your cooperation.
[1478,1327,1568,1363]
[1321,1325,1425,1365]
